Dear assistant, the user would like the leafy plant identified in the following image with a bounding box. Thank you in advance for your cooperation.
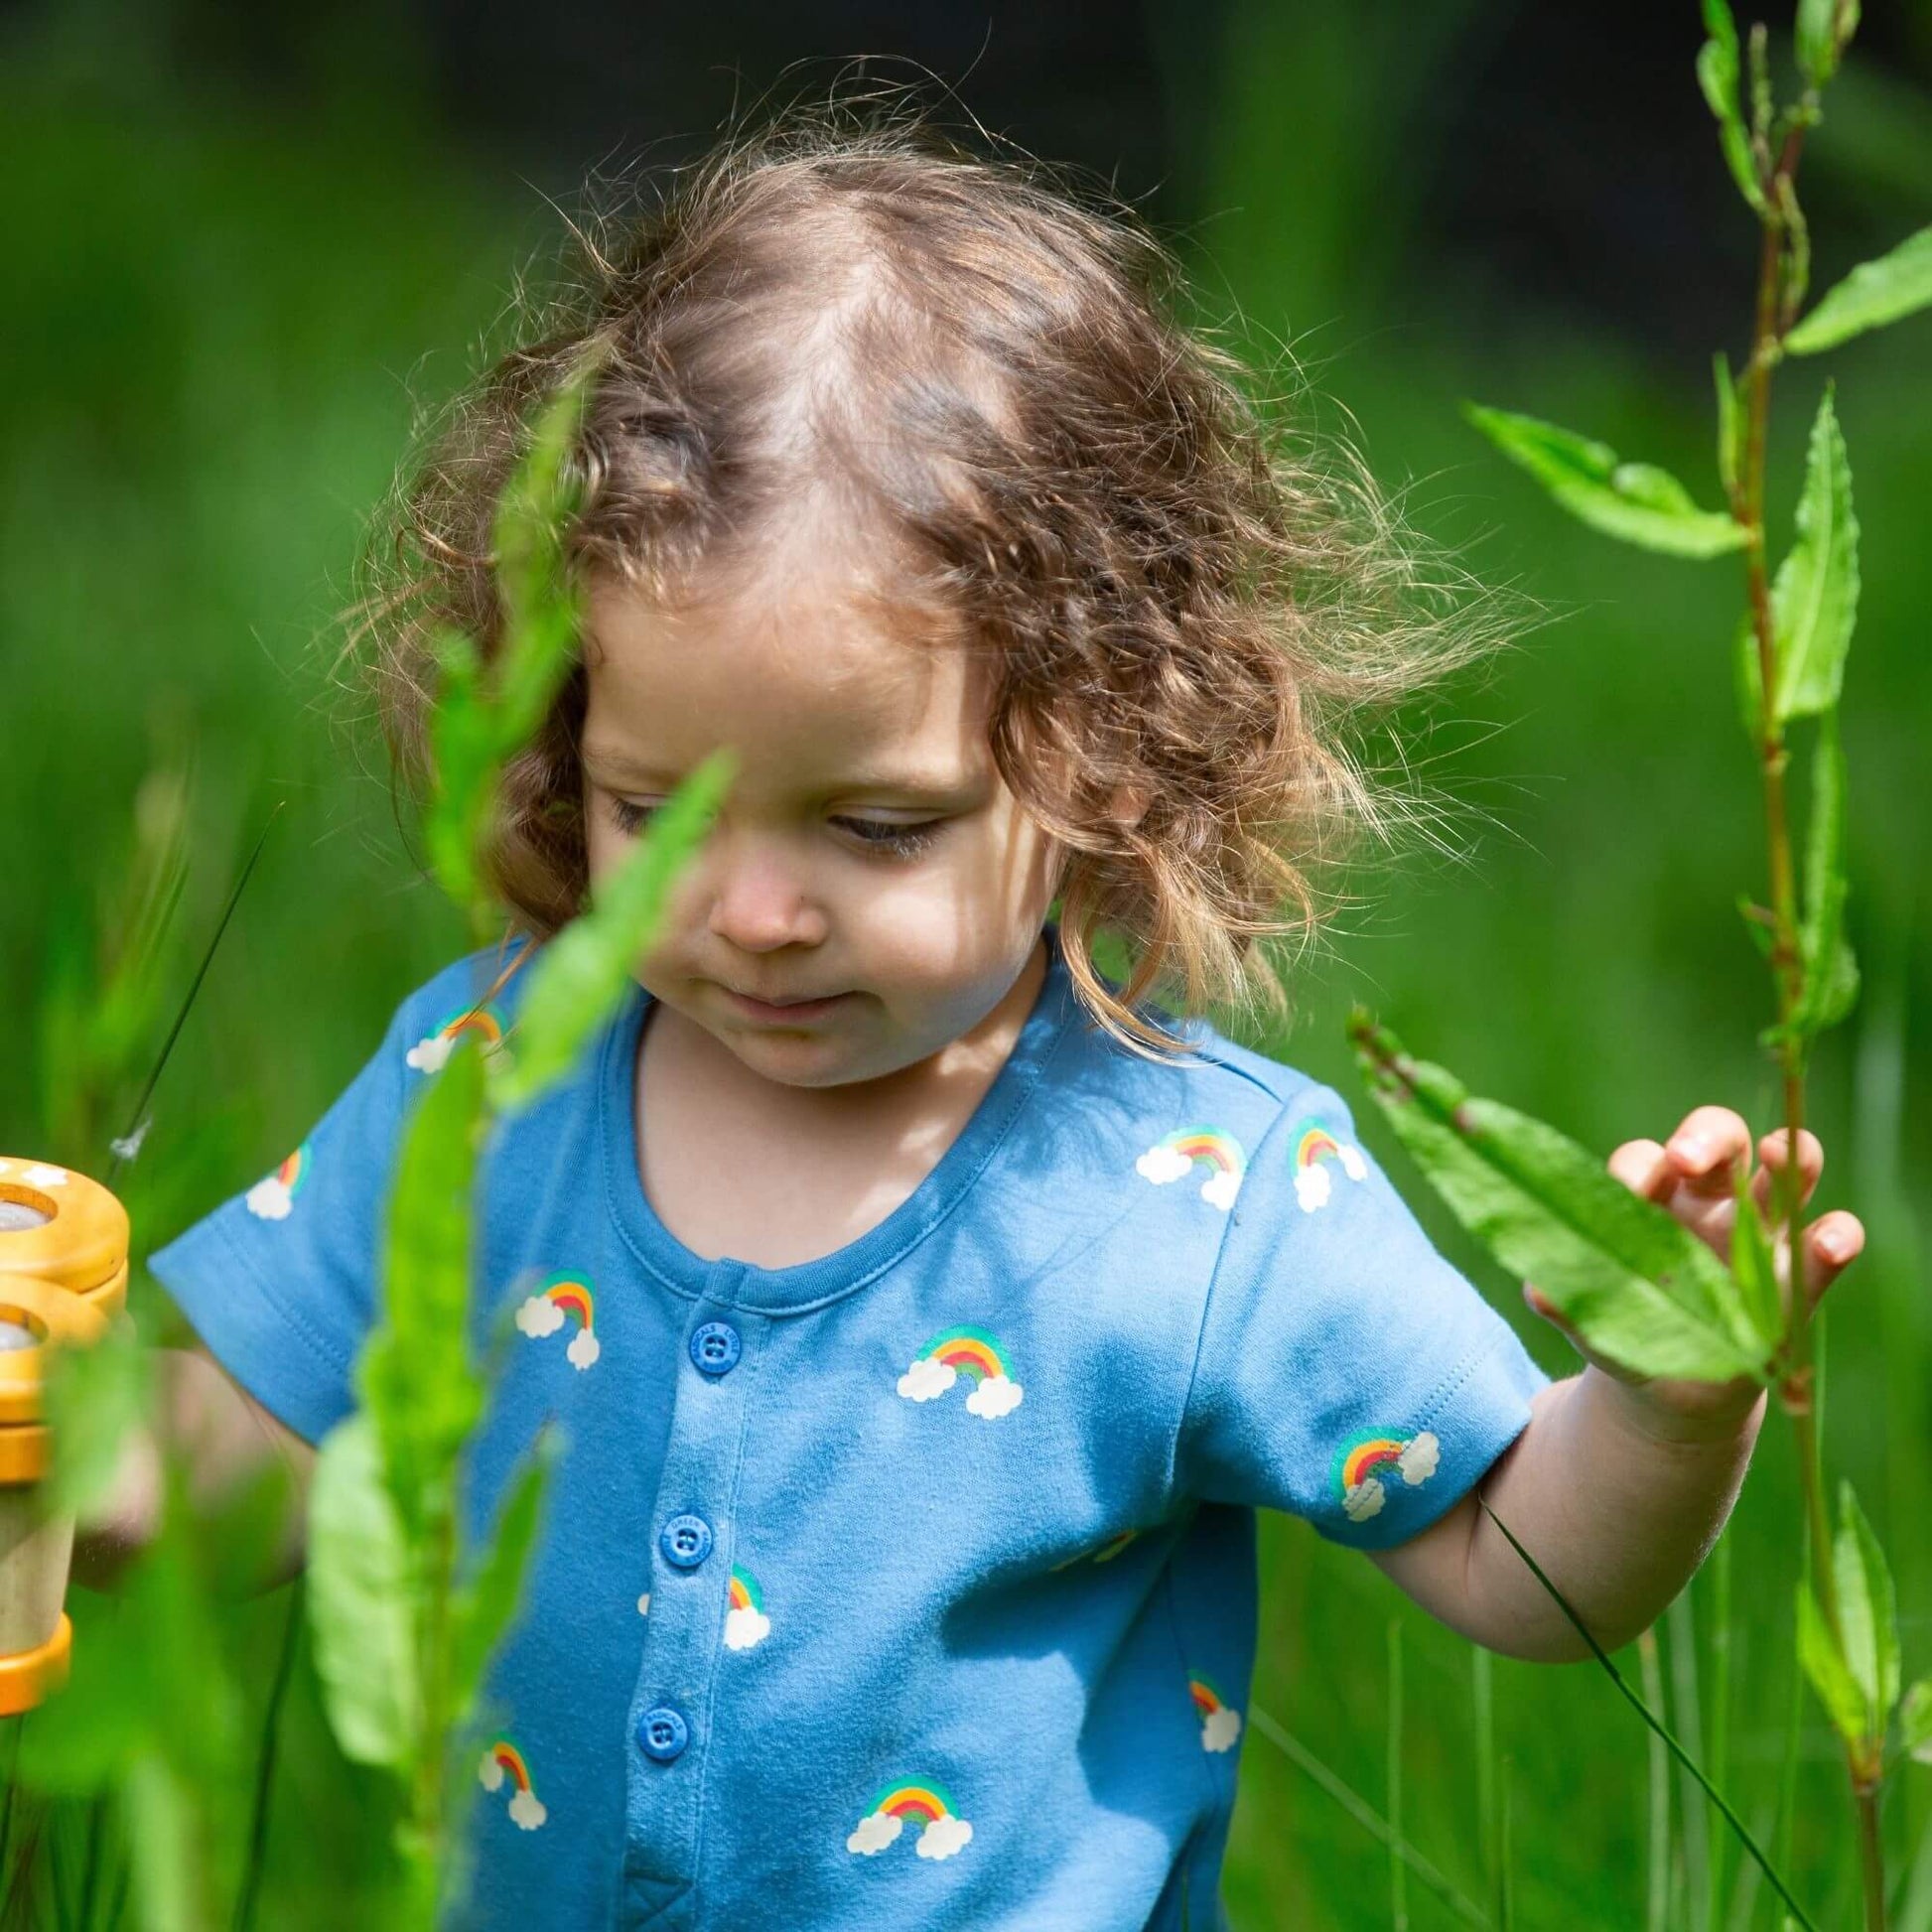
[1350,4,1931,1924]
[300,353,729,1925]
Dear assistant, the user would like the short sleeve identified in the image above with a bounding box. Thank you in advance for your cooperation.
[147,999,418,1447]
[1175,1080,1551,1550]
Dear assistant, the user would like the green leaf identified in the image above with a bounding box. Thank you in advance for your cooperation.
[307,1414,421,1770]
[1349,1015,1764,1383]
[358,1038,487,1542]
[1465,406,1747,559]
[1834,1481,1900,1729]
[1713,352,1741,501]
[1770,388,1859,724]
[1729,1169,1782,1347]
[493,751,735,1109]
[42,1317,150,1520]
[123,1750,206,1932]
[1796,1580,1866,1746]
[449,1426,558,1727]
[1786,226,1932,355]
[1697,0,1770,215]
[1795,0,1840,85]
[1902,1678,1932,1763]
[425,627,494,907]
[1734,614,1766,742]
[490,351,602,751]
[1792,713,1859,1038]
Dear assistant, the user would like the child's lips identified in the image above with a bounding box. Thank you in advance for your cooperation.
[719,986,852,1025]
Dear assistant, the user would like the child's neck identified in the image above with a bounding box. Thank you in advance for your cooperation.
[631,941,1046,1271]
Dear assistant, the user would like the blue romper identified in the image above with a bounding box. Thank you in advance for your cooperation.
[151,930,1550,1930]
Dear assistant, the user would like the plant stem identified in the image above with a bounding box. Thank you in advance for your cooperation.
[1735,100,1891,1932]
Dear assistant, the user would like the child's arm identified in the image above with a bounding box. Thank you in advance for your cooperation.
[1369,1109,1863,1662]
[69,1345,314,1595]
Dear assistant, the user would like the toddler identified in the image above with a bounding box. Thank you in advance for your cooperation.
[132,107,1863,1931]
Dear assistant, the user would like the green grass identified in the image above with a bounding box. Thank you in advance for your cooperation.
[2,10,1926,1927]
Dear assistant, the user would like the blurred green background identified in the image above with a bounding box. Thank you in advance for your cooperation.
[2,0,1928,1923]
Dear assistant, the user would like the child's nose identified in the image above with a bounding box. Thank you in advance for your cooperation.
[703,836,828,953]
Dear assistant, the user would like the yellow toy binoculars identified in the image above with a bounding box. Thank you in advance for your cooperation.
[0,1158,130,1715]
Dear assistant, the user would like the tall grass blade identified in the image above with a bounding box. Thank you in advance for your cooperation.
[1671,1589,1713,1926]
[231,1580,303,1932]
[1246,1704,1497,1931]
[1640,1628,1672,1932]
[1476,1498,1819,1932]
[1472,1646,1498,1906]
[1388,1619,1408,1931]
[1708,1537,1734,1931]
[107,804,282,1183]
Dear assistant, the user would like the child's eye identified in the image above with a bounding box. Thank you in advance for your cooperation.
[607,796,659,836]
[833,817,943,860]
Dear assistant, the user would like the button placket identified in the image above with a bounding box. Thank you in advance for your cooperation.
[622,1263,759,1928]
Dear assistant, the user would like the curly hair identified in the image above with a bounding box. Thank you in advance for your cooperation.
[357,94,1498,1053]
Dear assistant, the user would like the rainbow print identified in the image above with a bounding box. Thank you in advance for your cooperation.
[1332,1426,1441,1524]
[514,1271,602,1369]
[847,1777,975,1860]
[724,1565,770,1651]
[1136,1125,1247,1210]
[897,1325,1025,1418]
[407,1002,508,1074]
[1288,1115,1368,1212]
[245,1143,311,1222]
[1189,1675,1243,1753]
[478,1736,547,1830]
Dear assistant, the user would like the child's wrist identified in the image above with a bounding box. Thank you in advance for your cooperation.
[1585,1364,1768,1452]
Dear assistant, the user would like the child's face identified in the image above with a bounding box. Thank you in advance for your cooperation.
[580,543,1062,1089]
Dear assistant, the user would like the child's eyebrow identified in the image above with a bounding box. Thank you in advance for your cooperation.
[580,746,982,798]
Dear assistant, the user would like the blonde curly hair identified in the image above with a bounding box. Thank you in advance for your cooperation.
[357,96,1496,1053]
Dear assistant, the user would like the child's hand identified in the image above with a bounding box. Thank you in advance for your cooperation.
[1522,1106,1865,1442]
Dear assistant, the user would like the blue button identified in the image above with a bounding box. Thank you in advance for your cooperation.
[659,1513,713,1570]
[636,1706,688,1763]
[690,1321,742,1377]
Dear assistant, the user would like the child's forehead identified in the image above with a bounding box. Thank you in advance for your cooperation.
[580,550,993,787]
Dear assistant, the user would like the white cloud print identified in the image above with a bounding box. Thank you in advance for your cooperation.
[1201,1707,1243,1754]
[515,1296,566,1338]
[916,1815,974,1861]
[507,1788,547,1831]
[479,1750,505,1793]
[1199,1169,1242,1211]
[847,1812,903,1857]
[1342,1478,1386,1523]
[405,1033,454,1074]
[897,1357,957,1403]
[566,1328,601,1371]
[244,1175,293,1221]
[964,1374,1024,1420]
[724,1605,770,1651]
[1398,1432,1441,1486]
[1293,1164,1332,1213]
[1340,1145,1368,1181]
[1135,1144,1192,1186]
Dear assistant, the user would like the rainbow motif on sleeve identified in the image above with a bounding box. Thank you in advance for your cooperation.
[847,1777,974,1860]
[477,1735,547,1830]
[1136,1126,1247,1210]
[724,1565,770,1651]
[1189,1675,1243,1753]
[407,1002,508,1074]
[1332,1426,1442,1524]
[515,1271,602,1370]
[245,1143,311,1221]
[1289,1115,1368,1212]
[896,1325,1024,1418]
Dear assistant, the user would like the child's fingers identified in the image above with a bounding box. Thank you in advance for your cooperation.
[1748,1127,1824,1222]
[1609,1138,1674,1199]
[1797,1209,1864,1313]
[1663,1107,1753,1197]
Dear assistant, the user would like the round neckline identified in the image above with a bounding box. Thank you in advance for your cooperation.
[600,930,1078,1314]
